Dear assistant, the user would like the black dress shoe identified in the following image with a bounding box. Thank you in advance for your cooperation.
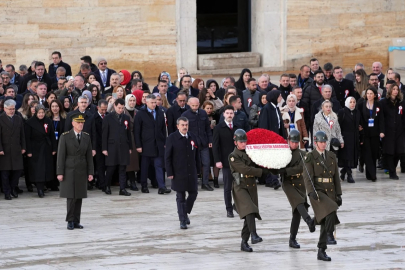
[74,223,84,229]
[158,187,171,194]
[186,216,190,225]
[27,185,33,192]
[4,194,12,200]
[119,189,131,196]
[241,240,253,252]
[141,187,149,193]
[304,217,316,233]
[347,174,355,183]
[327,232,337,245]
[15,187,24,194]
[105,186,112,195]
[213,178,219,188]
[289,237,300,248]
[10,191,18,198]
[67,221,74,230]
[317,248,331,261]
[38,190,44,198]
[250,232,263,244]
[201,184,214,191]
[130,182,139,191]
[390,174,399,180]
[180,220,187,229]
[227,210,234,218]
[273,183,281,190]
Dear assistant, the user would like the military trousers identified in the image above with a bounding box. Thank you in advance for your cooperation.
[290,203,309,237]
[241,213,256,241]
[66,198,82,223]
[318,211,336,249]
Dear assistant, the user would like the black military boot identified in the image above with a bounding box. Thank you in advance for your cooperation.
[250,232,263,244]
[304,216,316,232]
[180,220,187,229]
[289,235,300,248]
[317,248,331,261]
[241,240,253,252]
[327,232,337,245]
[213,177,219,188]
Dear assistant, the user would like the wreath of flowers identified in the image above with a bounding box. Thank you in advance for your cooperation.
[245,128,292,169]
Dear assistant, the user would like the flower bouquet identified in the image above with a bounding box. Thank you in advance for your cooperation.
[245,128,292,169]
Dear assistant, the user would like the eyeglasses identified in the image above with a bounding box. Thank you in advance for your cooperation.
[1,77,9,80]
[177,100,186,102]
[99,62,107,65]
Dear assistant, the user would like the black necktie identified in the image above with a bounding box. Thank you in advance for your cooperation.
[322,153,325,160]
[77,133,81,144]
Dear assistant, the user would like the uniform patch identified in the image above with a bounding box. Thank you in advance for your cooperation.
[230,157,235,162]
[304,153,311,163]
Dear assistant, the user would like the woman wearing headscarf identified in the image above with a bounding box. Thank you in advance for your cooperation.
[119,69,131,91]
[379,84,405,180]
[280,94,309,149]
[337,97,361,183]
[313,100,344,153]
[249,91,267,128]
[357,86,385,181]
[124,94,140,191]
[234,68,252,91]
[25,104,57,198]
[133,89,144,110]
[258,90,286,138]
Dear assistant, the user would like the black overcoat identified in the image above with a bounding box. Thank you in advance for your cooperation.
[337,107,360,167]
[257,103,286,138]
[134,106,166,157]
[102,112,132,166]
[25,116,57,182]
[165,131,200,192]
[0,114,26,170]
[166,104,189,135]
[181,108,212,148]
[379,97,405,155]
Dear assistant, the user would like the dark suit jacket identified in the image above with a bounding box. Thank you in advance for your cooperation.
[11,73,22,87]
[98,68,116,88]
[212,120,240,168]
[48,61,72,78]
[166,104,189,135]
[257,103,286,138]
[102,112,132,166]
[181,109,212,148]
[94,112,107,151]
[329,79,356,108]
[134,106,166,157]
[64,109,97,150]
[19,73,53,94]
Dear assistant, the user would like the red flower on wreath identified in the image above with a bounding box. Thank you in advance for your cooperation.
[246,128,287,145]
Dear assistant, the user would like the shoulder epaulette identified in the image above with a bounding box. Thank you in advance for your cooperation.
[83,132,89,136]
[62,131,69,135]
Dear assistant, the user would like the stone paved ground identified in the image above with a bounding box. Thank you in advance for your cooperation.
[1,168,405,270]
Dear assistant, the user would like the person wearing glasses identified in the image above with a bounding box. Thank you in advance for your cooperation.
[97,57,116,89]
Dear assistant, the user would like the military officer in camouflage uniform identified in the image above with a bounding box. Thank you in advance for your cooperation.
[303,130,342,261]
[275,129,316,249]
[229,129,270,252]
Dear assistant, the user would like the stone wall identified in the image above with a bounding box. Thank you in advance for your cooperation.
[0,0,177,79]
[286,0,405,73]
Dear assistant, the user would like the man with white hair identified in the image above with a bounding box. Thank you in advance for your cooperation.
[97,57,116,88]
[103,73,120,95]
[372,62,384,86]
[0,99,26,200]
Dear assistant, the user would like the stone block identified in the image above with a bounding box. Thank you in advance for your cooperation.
[14,24,39,39]
[197,53,261,71]
[16,49,49,66]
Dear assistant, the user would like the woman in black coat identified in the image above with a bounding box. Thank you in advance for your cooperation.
[234,68,252,91]
[338,97,361,183]
[25,104,57,197]
[357,87,385,181]
[379,84,405,179]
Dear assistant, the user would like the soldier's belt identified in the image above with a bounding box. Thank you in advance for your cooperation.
[316,177,332,183]
[241,174,255,178]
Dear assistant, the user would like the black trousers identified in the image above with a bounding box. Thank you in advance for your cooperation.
[106,165,126,189]
[66,198,82,223]
[384,154,400,176]
[318,212,336,249]
[290,203,310,237]
[95,151,106,188]
[1,170,21,195]
[222,167,233,212]
[363,136,379,179]
[241,213,256,241]
[176,190,198,221]
[23,156,32,188]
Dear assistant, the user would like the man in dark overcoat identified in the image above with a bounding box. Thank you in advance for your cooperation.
[165,117,200,229]
[102,99,132,196]
[134,94,170,194]
[303,131,342,261]
[229,129,269,252]
[166,92,189,135]
[57,112,94,230]
[93,100,108,190]
[0,99,26,200]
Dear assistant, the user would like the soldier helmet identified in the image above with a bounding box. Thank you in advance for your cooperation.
[288,129,301,143]
[233,129,247,142]
[314,131,328,142]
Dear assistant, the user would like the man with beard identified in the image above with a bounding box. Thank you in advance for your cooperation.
[279,74,292,102]
[242,78,261,116]
[329,66,356,108]
[368,73,384,98]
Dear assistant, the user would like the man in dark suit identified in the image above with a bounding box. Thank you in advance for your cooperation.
[153,80,176,105]
[134,94,170,194]
[57,112,94,230]
[329,66,356,108]
[5,64,21,87]
[80,55,99,73]
[222,96,250,132]
[96,57,116,89]
[165,117,200,229]
[65,95,97,155]
[102,99,132,196]
[93,100,108,190]
[48,51,72,78]
[19,61,53,94]
[0,99,26,200]
[213,105,240,218]
[166,92,189,135]
[182,97,214,191]
[180,75,199,97]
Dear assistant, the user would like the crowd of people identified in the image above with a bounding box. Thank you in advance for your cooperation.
[0,54,403,205]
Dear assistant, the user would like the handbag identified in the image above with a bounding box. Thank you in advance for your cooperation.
[330,137,340,150]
